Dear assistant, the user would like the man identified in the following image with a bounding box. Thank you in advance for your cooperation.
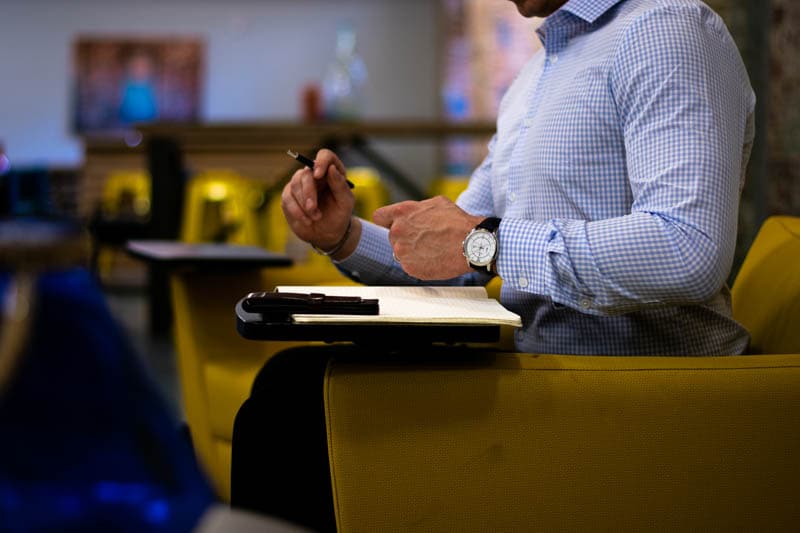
[233,0,755,528]
[282,0,755,356]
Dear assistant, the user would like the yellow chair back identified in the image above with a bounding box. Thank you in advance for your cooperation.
[181,170,262,245]
[427,175,471,202]
[348,166,390,222]
[101,170,150,218]
[731,216,800,354]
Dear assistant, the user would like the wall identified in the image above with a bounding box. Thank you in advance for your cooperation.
[711,0,800,276]
[0,0,439,168]
[767,0,800,216]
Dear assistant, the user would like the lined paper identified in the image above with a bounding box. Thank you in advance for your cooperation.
[275,285,522,327]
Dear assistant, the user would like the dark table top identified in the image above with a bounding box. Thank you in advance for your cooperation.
[126,240,292,270]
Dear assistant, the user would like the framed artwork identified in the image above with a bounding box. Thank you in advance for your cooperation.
[73,37,204,135]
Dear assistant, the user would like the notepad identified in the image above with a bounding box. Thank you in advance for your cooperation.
[274,285,522,327]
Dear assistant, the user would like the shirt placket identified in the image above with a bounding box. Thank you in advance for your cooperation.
[504,23,569,219]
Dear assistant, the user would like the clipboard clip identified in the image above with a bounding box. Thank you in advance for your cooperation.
[241,291,379,322]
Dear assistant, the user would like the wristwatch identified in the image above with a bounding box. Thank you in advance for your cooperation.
[462,217,501,273]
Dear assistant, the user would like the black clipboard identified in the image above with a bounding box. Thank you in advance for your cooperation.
[234,298,500,346]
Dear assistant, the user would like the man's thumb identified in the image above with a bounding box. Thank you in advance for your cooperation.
[373,205,395,229]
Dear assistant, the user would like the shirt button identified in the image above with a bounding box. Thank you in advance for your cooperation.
[580,298,591,309]
[550,54,559,64]
[509,192,517,203]
[516,330,525,341]
[518,277,529,288]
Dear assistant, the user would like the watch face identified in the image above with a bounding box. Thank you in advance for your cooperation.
[464,229,497,267]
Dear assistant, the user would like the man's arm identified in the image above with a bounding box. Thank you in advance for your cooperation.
[499,6,755,315]
[334,136,501,286]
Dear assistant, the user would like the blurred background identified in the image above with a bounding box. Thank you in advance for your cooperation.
[0,0,796,262]
[0,0,798,528]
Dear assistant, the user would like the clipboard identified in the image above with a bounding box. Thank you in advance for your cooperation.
[235,298,500,346]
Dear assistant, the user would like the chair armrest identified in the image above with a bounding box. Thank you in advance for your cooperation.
[325,350,800,531]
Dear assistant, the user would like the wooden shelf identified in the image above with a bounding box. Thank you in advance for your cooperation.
[80,119,496,217]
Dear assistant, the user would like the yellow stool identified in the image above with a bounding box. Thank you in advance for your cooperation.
[181,170,262,245]
[428,175,471,202]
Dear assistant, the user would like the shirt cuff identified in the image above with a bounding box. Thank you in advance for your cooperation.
[496,218,554,295]
[498,218,599,313]
[333,219,395,284]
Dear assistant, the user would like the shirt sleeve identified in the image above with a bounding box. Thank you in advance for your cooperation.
[455,134,498,217]
[499,6,755,316]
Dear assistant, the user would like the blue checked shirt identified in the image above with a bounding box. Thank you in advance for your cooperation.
[337,0,755,355]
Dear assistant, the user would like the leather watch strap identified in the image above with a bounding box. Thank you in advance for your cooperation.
[477,217,501,233]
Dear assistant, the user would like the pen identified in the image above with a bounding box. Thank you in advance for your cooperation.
[287,149,355,189]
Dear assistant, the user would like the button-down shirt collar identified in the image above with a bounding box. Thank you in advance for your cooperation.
[537,0,626,45]
[561,0,626,23]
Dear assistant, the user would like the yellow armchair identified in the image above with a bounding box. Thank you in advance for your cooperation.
[730,216,800,354]
[323,216,800,531]
[170,266,357,502]
[169,169,389,500]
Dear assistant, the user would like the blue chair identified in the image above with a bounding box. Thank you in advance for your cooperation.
[0,219,213,531]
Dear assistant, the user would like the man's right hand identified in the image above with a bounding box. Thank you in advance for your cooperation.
[281,149,356,254]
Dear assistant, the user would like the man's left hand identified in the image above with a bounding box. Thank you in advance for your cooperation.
[373,196,483,280]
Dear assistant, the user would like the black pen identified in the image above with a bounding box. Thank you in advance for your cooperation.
[287,149,355,189]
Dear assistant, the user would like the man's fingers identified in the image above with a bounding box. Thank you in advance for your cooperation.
[326,165,352,195]
[299,170,322,219]
[373,205,395,229]
[374,201,417,229]
[313,149,346,178]
[281,183,313,227]
[288,169,320,220]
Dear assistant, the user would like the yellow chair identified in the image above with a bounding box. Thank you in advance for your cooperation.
[169,168,388,500]
[94,170,151,279]
[101,170,151,218]
[170,268,362,501]
[170,268,293,501]
[348,166,390,222]
[322,216,800,531]
[181,170,262,245]
[730,216,800,354]
[427,175,471,202]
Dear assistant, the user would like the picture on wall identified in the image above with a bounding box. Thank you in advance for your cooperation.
[72,37,204,134]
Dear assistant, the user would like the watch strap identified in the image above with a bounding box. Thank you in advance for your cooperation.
[477,217,501,233]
